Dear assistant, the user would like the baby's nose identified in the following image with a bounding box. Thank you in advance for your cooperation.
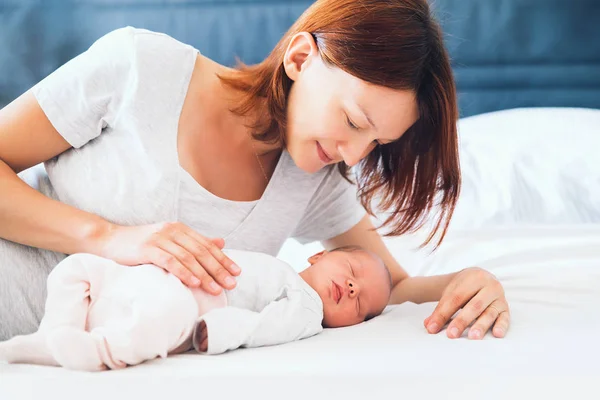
[347,280,360,298]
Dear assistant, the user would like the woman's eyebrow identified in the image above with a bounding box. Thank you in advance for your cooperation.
[357,103,377,131]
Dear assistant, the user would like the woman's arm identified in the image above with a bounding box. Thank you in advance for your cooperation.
[323,214,510,339]
[0,91,109,254]
[0,91,237,293]
[322,213,455,304]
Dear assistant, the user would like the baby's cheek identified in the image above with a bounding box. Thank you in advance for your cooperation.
[323,305,361,328]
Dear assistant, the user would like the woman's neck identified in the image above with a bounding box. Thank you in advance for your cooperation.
[211,66,284,156]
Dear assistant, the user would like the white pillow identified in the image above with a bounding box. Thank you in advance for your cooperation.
[450,107,600,230]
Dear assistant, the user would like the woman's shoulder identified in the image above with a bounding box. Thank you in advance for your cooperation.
[90,26,197,62]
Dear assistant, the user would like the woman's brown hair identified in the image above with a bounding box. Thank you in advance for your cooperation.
[219,0,460,248]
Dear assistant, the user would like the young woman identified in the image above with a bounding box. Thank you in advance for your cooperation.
[0,0,509,341]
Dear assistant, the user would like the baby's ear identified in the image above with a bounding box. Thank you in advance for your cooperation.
[307,250,327,265]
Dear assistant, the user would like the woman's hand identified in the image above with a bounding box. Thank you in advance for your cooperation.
[423,267,510,340]
[97,221,241,294]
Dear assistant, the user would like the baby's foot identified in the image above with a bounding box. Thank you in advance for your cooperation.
[0,340,13,363]
[46,327,107,372]
[0,333,58,366]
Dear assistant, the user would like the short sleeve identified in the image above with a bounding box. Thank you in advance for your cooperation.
[292,167,367,244]
[31,27,136,148]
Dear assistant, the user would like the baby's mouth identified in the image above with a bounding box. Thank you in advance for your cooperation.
[331,281,342,304]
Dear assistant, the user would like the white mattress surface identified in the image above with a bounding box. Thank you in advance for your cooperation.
[2,224,599,400]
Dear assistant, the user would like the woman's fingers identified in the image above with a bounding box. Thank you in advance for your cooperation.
[425,275,480,334]
[161,238,226,295]
[148,246,202,289]
[446,286,500,339]
[174,231,239,291]
[181,226,241,276]
[151,222,241,292]
[466,300,510,339]
[492,307,510,338]
[168,231,229,291]
[105,221,242,293]
[423,267,510,340]
[210,237,225,249]
[423,315,431,329]
[159,237,213,283]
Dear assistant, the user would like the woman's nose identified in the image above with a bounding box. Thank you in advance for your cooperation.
[337,137,374,167]
[347,279,360,298]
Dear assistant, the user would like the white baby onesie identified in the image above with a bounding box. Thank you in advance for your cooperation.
[197,250,324,355]
[0,250,323,371]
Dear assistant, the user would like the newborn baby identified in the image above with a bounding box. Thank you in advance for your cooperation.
[0,246,391,371]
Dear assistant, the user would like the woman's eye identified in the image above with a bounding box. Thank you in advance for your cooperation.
[346,116,359,130]
[346,114,383,146]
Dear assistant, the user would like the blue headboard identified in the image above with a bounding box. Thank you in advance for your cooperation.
[1,0,599,117]
[435,0,600,116]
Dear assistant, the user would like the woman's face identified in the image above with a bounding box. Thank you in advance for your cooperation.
[283,33,420,174]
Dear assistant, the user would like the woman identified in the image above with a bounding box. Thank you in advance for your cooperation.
[0,0,509,341]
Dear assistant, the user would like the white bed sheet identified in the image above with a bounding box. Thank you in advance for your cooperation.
[2,224,599,400]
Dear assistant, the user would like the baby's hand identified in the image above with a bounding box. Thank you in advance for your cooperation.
[195,320,208,352]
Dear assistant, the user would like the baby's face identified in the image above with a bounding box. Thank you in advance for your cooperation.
[304,249,391,328]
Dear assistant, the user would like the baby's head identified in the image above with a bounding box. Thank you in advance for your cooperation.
[299,246,392,328]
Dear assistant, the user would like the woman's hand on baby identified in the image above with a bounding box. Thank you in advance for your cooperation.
[424,267,510,340]
[98,222,241,294]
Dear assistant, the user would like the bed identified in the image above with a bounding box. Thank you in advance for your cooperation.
[2,216,600,399]
[1,0,600,399]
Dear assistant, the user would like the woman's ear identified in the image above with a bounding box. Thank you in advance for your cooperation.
[283,31,319,82]
[307,250,327,265]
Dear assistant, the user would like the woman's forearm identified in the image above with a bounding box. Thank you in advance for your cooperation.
[0,159,112,255]
[390,272,458,305]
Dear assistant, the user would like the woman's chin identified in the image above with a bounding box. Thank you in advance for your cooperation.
[289,152,323,174]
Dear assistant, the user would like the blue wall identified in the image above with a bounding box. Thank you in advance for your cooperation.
[1,0,599,117]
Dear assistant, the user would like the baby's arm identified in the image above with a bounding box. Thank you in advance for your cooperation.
[193,287,323,355]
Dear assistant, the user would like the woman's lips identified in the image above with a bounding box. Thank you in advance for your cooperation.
[317,142,333,164]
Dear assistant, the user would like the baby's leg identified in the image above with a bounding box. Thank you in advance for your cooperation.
[84,300,189,370]
[82,278,206,369]
[45,296,130,371]
[2,255,105,369]
[45,327,107,371]
[47,290,179,371]
[0,329,106,372]
[39,255,131,371]
[38,254,95,333]
[0,332,58,366]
